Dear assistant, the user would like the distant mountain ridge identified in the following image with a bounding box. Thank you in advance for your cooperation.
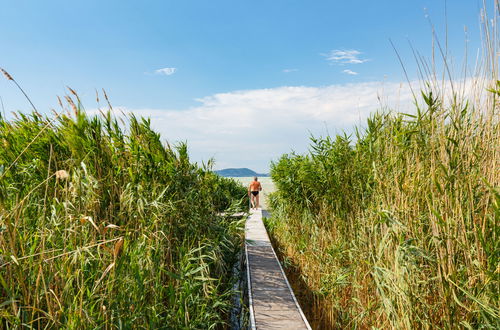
[215,168,269,177]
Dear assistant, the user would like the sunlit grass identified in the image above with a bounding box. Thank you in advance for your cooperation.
[0,102,248,328]
[266,8,500,329]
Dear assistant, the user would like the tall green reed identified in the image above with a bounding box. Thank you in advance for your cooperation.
[0,96,247,328]
[267,5,499,329]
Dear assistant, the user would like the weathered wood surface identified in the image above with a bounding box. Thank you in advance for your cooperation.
[245,208,311,329]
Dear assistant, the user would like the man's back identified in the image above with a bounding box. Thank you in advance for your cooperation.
[249,180,261,191]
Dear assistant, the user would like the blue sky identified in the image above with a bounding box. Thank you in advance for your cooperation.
[0,0,490,172]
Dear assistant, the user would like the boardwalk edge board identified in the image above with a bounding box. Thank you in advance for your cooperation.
[245,243,257,330]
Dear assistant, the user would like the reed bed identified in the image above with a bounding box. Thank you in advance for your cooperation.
[0,98,247,328]
[267,8,500,330]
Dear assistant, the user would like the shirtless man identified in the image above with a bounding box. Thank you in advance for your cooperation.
[248,177,262,209]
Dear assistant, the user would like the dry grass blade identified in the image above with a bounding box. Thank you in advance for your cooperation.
[64,95,78,116]
[43,237,123,262]
[92,262,115,292]
[113,238,124,259]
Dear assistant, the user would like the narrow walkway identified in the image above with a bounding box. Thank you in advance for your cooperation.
[245,208,311,329]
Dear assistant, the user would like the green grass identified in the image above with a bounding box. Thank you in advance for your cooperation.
[0,108,248,329]
[268,88,499,329]
[266,15,500,330]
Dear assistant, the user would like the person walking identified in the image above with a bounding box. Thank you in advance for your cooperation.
[248,177,262,209]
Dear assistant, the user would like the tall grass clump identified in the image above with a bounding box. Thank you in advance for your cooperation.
[0,96,248,328]
[267,7,499,330]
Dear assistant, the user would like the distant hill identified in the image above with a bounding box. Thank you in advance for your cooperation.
[215,168,269,177]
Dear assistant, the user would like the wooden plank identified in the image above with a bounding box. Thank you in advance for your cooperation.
[245,208,311,329]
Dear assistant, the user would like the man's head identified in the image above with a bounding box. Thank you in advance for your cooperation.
[254,176,258,181]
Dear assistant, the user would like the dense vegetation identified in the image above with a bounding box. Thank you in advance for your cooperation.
[0,107,247,328]
[267,80,499,328]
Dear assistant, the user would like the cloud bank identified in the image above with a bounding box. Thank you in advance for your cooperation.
[88,81,416,171]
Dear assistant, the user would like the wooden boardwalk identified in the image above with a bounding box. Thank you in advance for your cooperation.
[245,208,311,329]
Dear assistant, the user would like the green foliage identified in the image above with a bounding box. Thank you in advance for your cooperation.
[0,110,247,328]
[269,89,499,328]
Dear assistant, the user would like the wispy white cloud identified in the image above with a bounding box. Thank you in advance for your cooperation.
[342,69,358,75]
[283,68,298,73]
[323,49,369,64]
[87,81,415,171]
[154,67,177,76]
